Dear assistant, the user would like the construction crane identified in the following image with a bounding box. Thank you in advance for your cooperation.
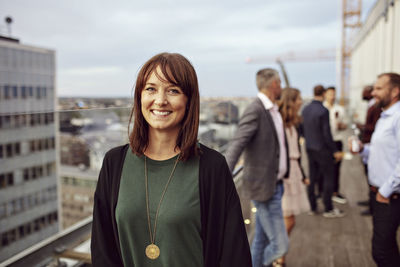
[246,49,336,89]
[341,0,362,104]
[246,0,363,105]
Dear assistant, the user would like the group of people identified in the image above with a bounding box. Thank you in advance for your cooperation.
[90,52,400,267]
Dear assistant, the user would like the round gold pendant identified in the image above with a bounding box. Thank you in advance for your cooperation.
[145,244,160,259]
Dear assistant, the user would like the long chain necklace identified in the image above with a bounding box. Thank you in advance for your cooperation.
[144,154,180,260]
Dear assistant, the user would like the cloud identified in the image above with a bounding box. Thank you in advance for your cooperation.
[0,0,343,97]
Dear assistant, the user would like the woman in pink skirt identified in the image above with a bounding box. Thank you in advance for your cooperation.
[275,88,310,267]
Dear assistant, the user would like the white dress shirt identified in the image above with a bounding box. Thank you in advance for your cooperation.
[361,101,400,198]
[323,102,347,141]
[257,92,287,180]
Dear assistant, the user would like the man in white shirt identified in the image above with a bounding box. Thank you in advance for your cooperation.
[226,68,289,267]
[350,73,400,266]
[323,86,347,204]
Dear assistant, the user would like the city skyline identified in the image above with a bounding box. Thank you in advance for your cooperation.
[1,0,376,98]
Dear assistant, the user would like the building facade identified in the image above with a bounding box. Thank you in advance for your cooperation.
[60,165,97,230]
[0,37,58,262]
[349,0,400,122]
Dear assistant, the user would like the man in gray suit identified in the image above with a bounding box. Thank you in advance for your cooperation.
[226,68,289,267]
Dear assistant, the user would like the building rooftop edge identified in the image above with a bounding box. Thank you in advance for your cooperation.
[0,36,55,54]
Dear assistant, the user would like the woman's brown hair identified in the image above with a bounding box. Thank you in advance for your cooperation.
[128,52,200,161]
[278,87,302,128]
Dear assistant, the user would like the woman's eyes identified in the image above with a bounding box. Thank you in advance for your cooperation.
[168,88,181,94]
[144,87,182,94]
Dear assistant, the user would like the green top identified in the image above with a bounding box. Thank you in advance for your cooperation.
[116,150,203,267]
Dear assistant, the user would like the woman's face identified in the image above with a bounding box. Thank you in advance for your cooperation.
[141,67,188,135]
[294,93,303,112]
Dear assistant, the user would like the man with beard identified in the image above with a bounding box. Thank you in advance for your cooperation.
[351,72,400,267]
[226,68,289,267]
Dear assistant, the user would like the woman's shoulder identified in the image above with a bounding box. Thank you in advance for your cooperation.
[199,143,224,161]
[198,143,230,173]
[103,144,130,162]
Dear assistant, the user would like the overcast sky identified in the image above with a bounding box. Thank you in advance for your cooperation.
[0,0,376,97]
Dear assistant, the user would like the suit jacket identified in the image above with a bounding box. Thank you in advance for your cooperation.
[225,98,289,202]
[301,100,337,153]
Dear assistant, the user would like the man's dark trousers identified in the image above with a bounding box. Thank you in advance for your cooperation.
[333,141,343,193]
[307,149,334,212]
[370,190,400,267]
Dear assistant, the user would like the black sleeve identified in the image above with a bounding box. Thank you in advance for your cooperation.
[199,145,252,267]
[321,110,338,153]
[91,153,124,267]
[296,126,306,180]
[219,158,253,267]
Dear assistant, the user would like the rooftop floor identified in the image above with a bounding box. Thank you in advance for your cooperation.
[283,151,398,267]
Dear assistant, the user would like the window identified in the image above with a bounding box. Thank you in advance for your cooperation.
[42,87,46,98]
[21,86,27,98]
[28,86,33,97]
[0,174,5,188]
[36,86,41,99]
[21,114,26,127]
[23,169,29,181]
[44,139,49,150]
[32,167,37,179]
[4,85,10,99]
[12,199,22,214]
[9,229,16,243]
[38,139,43,151]
[1,232,9,246]
[0,145,3,159]
[34,219,40,231]
[48,213,54,224]
[14,115,20,127]
[50,137,55,149]
[26,223,32,235]
[37,166,43,178]
[44,113,49,124]
[14,143,20,155]
[45,112,54,124]
[22,196,28,210]
[12,86,18,98]
[18,225,25,238]
[0,204,6,219]
[30,140,35,153]
[28,195,34,207]
[30,114,36,126]
[7,173,14,186]
[3,116,10,128]
[34,192,40,205]
[47,163,54,175]
[40,216,46,228]
[40,113,46,125]
[6,144,12,157]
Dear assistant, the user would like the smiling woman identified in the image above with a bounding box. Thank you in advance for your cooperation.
[141,68,188,136]
[90,52,252,267]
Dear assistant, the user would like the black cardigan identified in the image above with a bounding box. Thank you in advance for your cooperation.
[91,144,252,267]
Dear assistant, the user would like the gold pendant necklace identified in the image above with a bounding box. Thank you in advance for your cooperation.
[144,154,180,260]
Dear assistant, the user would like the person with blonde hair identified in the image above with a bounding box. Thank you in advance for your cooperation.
[275,88,310,266]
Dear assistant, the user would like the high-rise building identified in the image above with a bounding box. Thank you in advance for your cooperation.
[0,36,58,262]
